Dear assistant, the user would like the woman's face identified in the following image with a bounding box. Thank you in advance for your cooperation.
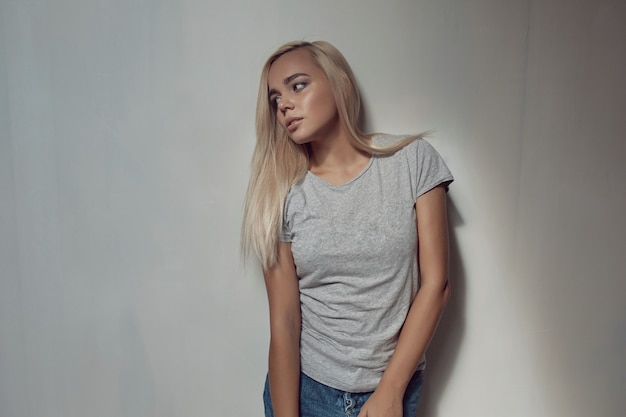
[267,49,341,145]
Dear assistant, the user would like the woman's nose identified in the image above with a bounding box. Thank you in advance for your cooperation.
[278,97,293,112]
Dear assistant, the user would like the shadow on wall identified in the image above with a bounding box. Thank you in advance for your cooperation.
[417,196,466,417]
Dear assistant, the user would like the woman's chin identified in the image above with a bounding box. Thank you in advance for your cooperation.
[288,134,313,146]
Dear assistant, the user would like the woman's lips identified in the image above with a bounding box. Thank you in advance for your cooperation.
[286,118,302,132]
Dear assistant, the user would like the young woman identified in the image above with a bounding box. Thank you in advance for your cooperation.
[242,40,454,417]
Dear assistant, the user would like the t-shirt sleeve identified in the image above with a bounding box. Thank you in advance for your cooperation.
[280,192,294,243]
[412,139,454,200]
[280,219,293,242]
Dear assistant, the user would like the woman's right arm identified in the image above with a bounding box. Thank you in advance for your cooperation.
[263,241,301,417]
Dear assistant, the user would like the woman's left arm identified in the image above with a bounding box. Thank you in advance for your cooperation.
[358,184,451,417]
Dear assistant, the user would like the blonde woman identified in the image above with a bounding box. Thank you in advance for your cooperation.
[242,41,454,417]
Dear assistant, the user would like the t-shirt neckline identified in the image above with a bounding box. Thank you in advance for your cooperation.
[306,156,374,188]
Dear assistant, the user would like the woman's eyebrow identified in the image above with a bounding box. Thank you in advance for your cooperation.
[283,72,309,84]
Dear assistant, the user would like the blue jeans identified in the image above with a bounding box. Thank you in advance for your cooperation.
[263,370,423,417]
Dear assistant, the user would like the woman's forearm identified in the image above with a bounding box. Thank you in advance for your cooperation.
[263,242,301,417]
[268,321,301,417]
[377,280,450,397]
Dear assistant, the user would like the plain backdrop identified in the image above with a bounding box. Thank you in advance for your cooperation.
[1,0,625,416]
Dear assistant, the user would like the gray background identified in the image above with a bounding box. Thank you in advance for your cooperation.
[1,0,625,416]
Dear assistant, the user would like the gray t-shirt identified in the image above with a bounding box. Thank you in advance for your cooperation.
[281,135,453,392]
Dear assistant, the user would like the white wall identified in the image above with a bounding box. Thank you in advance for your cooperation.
[1,1,624,416]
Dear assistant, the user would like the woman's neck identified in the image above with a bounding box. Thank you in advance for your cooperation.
[308,129,371,185]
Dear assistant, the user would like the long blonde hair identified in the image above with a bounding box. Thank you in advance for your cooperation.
[242,40,425,268]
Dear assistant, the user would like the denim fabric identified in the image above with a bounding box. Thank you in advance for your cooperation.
[263,370,423,417]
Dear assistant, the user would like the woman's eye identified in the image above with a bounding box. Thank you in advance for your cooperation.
[293,82,306,91]
[271,95,282,106]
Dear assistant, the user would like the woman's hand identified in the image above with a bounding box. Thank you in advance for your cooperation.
[357,387,403,417]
